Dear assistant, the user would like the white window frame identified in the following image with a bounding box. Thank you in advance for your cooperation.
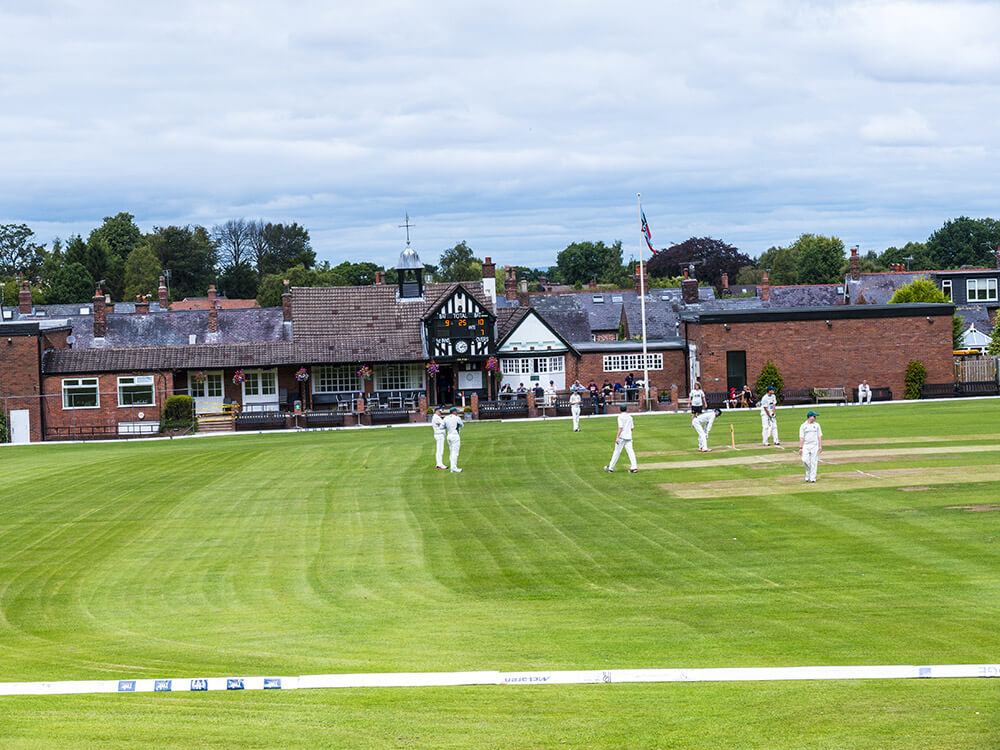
[117,375,156,407]
[501,358,531,375]
[967,278,998,302]
[603,353,664,372]
[312,365,359,394]
[62,377,100,409]
[189,371,224,399]
[243,369,278,397]
[375,364,423,391]
[940,279,952,302]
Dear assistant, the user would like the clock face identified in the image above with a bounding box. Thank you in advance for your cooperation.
[454,340,469,354]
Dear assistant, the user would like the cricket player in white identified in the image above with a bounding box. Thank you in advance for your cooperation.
[858,381,872,405]
[692,408,721,452]
[760,386,779,446]
[798,410,823,482]
[604,405,637,473]
[431,406,447,469]
[443,406,464,473]
[569,390,582,432]
[689,381,706,415]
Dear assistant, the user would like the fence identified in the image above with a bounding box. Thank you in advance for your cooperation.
[954,356,998,384]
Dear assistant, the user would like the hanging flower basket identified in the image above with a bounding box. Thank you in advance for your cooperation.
[193,371,207,383]
[358,365,373,381]
[233,369,246,385]
[295,367,310,382]
[485,356,500,372]
[426,360,440,376]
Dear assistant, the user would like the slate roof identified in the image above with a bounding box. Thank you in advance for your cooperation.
[846,271,928,305]
[71,308,289,348]
[767,284,843,308]
[290,281,492,362]
[496,307,531,341]
[12,300,166,321]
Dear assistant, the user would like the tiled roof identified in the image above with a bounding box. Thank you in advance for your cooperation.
[496,307,531,341]
[290,281,492,362]
[44,342,298,374]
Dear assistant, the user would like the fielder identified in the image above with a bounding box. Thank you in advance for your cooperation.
[798,410,823,482]
[431,406,447,469]
[692,408,722,452]
[443,406,464,473]
[760,385,780,446]
[569,389,582,432]
[604,405,638,473]
[689,381,706,415]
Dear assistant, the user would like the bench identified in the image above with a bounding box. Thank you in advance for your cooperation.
[235,412,287,431]
[958,380,1000,396]
[920,382,961,399]
[46,425,120,441]
[555,397,596,416]
[780,388,814,405]
[705,391,730,409]
[367,408,411,425]
[312,393,355,411]
[812,387,847,404]
[478,400,528,420]
[851,386,893,402]
[304,410,346,428]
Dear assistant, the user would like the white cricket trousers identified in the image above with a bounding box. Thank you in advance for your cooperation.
[802,444,819,481]
[571,405,581,430]
[761,413,779,444]
[435,434,446,467]
[447,435,461,471]
[693,421,710,451]
[608,438,637,471]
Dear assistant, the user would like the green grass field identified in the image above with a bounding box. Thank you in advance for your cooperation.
[1,400,999,748]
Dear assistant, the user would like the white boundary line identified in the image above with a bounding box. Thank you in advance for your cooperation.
[2,664,998,695]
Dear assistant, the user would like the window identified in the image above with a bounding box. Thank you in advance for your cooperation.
[313,365,359,393]
[611,295,623,303]
[592,296,604,303]
[62,378,100,409]
[967,278,998,302]
[501,358,530,375]
[244,369,277,396]
[118,375,155,407]
[941,279,952,302]
[501,357,563,375]
[376,364,423,391]
[603,353,664,372]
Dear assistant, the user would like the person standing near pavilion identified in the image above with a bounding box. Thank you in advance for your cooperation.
[431,406,447,470]
[569,388,582,432]
[604,405,638,473]
[443,406,464,473]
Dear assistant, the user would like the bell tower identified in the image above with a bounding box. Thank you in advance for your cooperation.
[396,214,424,300]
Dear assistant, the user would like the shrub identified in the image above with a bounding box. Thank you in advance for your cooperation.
[755,360,784,401]
[0,411,7,443]
[904,360,927,400]
[160,395,195,431]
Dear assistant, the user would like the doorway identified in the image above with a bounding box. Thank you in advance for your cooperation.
[436,366,455,405]
[10,409,30,443]
[726,350,747,392]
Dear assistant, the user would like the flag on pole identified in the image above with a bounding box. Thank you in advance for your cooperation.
[641,211,656,254]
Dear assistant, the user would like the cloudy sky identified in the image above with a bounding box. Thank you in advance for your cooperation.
[2,0,999,270]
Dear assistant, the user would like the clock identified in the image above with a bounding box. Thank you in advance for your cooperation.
[454,340,469,354]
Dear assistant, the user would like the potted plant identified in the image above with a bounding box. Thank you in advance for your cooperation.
[232,370,245,385]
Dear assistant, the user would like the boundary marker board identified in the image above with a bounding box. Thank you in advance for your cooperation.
[1,664,998,696]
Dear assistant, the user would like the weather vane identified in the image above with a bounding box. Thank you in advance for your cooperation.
[399,213,414,246]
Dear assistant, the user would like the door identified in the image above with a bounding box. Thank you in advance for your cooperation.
[188,371,225,414]
[241,369,279,412]
[436,366,455,405]
[726,351,747,392]
[10,409,30,444]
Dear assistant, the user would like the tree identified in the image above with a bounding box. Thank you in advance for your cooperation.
[889,278,963,348]
[554,241,623,286]
[88,213,144,261]
[260,222,315,275]
[48,262,95,304]
[925,217,1000,269]
[213,218,253,269]
[64,235,108,287]
[0,223,45,277]
[645,237,753,288]
[146,225,218,300]
[756,245,800,285]
[218,264,260,299]
[437,241,482,282]
[123,245,163,301]
[256,265,324,307]
[904,360,927,400]
[879,242,933,271]
[987,314,1000,356]
[328,261,383,286]
[791,234,845,285]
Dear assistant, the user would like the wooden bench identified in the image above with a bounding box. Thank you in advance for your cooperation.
[478,400,528,420]
[304,410,346,428]
[920,382,961,399]
[959,380,1000,396]
[367,408,411,425]
[851,386,893,402]
[46,425,120,441]
[555,397,595,416]
[812,387,847,405]
[704,391,730,409]
[235,412,287,431]
[780,388,814,405]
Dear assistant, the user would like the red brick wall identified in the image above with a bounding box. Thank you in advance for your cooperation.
[41,371,174,437]
[566,350,687,393]
[686,312,954,397]
[1,334,44,442]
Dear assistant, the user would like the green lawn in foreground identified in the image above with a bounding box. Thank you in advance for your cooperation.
[1,399,999,748]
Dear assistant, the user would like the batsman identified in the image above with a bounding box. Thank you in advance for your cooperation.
[760,385,780,446]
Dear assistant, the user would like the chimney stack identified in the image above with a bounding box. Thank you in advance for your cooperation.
[761,270,770,303]
[681,265,699,304]
[282,280,292,322]
[374,270,382,285]
[135,294,150,314]
[517,278,529,307]
[849,247,861,281]
[481,256,496,306]
[721,272,730,296]
[158,276,168,309]
[634,262,647,296]
[93,285,106,338]
[504,266,518,301]
[18,279,32,315]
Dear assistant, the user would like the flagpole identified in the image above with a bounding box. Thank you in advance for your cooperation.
[637,193,650,408]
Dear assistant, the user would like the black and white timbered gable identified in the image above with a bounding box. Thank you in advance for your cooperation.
[424,285,496,361]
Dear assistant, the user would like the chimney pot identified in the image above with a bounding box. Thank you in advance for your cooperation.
[92,286,106,337]
[18,279,32,315]
[849,246,861,281]
[761,270,770,303]
[281,281,292,322]
[208,299,218,333]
